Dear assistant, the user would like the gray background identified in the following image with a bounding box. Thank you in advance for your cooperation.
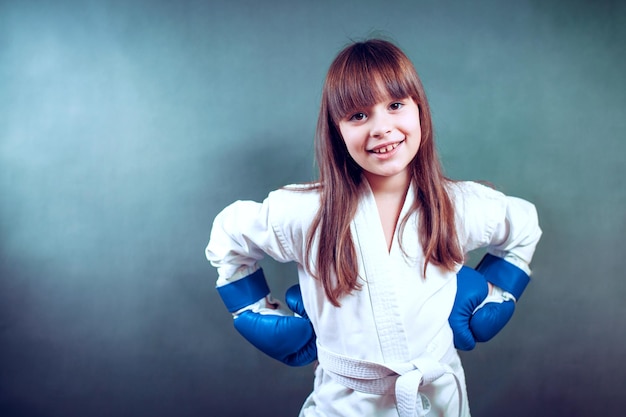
[1,0,625,416]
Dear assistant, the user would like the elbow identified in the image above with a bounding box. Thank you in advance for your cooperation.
[491,197,542,265]
[511,197,542,263]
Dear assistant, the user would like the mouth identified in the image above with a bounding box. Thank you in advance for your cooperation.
[369,140,404,154]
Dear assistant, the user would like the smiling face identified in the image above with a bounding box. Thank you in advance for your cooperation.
[338,95,421,187]
[316,39,435,193]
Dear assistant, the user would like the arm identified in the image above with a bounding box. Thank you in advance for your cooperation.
[206,196,317,366]
[449,188,542,350]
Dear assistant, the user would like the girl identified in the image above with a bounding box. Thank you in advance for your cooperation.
[206,39,541,416]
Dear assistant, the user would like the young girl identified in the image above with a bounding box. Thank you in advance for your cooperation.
[206,39,541,417]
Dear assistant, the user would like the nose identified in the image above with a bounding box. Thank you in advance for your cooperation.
[369,113,391,138]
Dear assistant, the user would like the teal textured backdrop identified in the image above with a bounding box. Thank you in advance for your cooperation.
[1,0,624,416]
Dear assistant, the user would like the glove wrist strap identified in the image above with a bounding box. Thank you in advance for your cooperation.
[476,254,530,301]
[217,269,270,313]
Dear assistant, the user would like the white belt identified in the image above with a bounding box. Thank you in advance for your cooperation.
[316,338,463,417]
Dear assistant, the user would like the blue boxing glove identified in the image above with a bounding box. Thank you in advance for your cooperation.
[449,254,530,351]
[470,254,530,342]
[217,269,317,366]
[449,266,490,351]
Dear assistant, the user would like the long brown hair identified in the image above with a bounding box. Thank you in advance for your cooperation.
[305,39,463,307]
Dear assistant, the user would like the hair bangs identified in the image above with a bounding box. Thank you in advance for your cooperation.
[326,41,420,124]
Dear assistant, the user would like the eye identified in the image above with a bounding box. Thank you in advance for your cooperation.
[348,112,367,121]
[389,102,404,111]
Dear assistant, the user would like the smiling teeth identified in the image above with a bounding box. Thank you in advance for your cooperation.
[372,142,400,154]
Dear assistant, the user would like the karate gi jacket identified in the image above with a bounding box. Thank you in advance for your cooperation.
[206,180,542,417]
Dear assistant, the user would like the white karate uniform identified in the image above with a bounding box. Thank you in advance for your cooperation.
[206,180,541,417]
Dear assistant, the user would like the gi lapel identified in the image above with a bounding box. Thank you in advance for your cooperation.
[351,183,413,363]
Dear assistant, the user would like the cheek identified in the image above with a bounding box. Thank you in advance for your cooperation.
[412,113,422,134]
[411,120,422,144]
[342,138,361,161]
[339,128,361,153]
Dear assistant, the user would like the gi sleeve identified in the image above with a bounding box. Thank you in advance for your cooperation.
[205,192,299,287]
[454,181,542,275]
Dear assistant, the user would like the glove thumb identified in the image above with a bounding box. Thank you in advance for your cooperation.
[285,284,309,319]
[283,284,317,366]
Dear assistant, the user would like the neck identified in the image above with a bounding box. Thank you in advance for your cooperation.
[364,171,411,197]
[364,171,411,253]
